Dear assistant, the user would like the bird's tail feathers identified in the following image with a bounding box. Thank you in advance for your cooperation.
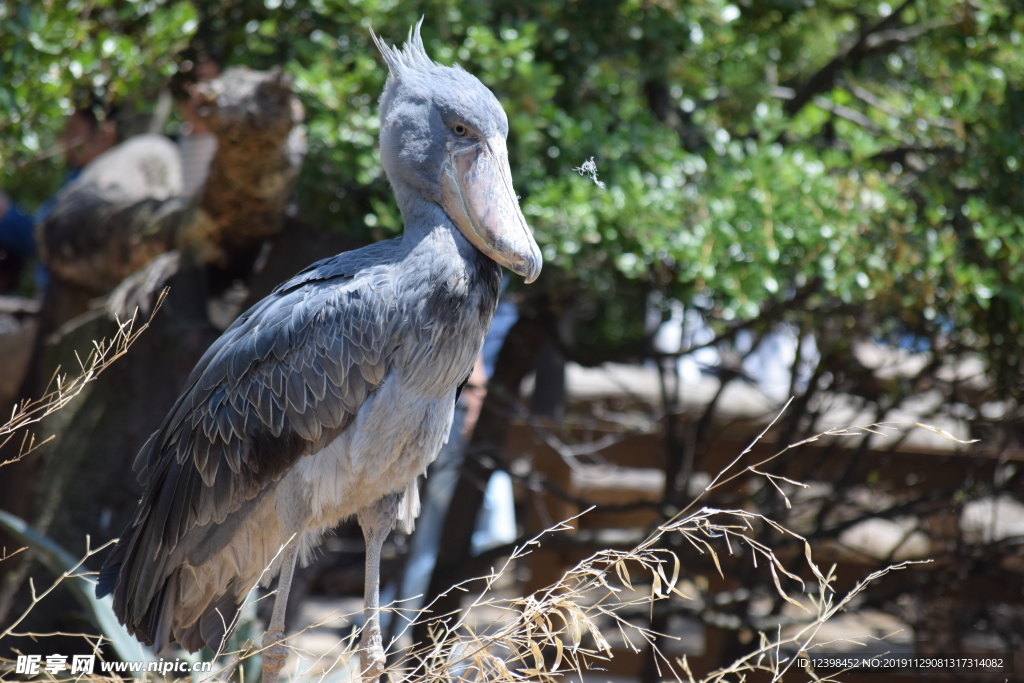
[396,480,421,534]
[172,580,242,654]
[95,541,126,599]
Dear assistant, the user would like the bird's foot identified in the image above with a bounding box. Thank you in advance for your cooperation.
[359,637,385,683]
[262,625,289,683]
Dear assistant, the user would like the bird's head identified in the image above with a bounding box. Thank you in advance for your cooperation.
[372,21,542,284]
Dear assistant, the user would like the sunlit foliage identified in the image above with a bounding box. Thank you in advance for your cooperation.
[2,0,1022,388]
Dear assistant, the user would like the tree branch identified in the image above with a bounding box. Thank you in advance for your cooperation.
[785,0,915,117]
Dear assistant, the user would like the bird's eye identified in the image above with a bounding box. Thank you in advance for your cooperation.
[452,124,468,137]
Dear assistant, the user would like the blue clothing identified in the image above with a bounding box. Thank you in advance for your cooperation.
[0,203,35,258]
[0,169,80,290]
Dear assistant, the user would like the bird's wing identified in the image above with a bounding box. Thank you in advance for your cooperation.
[99,244,405,637]
[270,239,398,294]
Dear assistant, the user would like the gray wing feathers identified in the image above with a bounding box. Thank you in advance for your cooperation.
[102,244,406,649]
[166,267,399,528]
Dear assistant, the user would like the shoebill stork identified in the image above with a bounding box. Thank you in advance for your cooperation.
[96,23,541,682]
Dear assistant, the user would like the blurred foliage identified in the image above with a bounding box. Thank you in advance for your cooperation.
[0,0,197,202]
[2,0,1023,389]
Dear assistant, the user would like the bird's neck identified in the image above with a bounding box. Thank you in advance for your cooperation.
[393,182,503,339]
[394,181,482,266]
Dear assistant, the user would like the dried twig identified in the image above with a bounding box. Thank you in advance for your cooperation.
[0,289,167,467]
[0,408,937,683]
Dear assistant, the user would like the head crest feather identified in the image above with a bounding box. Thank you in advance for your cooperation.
[370,18,439,79]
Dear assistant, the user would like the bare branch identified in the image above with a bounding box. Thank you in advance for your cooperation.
[0,290,166,469]
[785,0,919,117]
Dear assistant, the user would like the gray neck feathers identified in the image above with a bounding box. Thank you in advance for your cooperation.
[391,178,479,267]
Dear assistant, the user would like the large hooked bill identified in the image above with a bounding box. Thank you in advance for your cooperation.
[440,135,542,283]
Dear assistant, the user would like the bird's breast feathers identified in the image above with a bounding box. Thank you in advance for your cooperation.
[288,251,496,515]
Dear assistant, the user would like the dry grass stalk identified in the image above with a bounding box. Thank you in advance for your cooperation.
[0,293,167,646]
[351,509,922,683]
[0,413,949,683]
[0,290,166,468]
[1,539,115,644]
[230,420,944,683]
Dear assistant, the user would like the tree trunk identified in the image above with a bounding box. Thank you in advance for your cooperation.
[180,68,306,266]
[0,67,308,649]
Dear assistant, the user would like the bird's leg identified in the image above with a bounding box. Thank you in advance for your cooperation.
[262,540,300,683]
[358,495,400,683]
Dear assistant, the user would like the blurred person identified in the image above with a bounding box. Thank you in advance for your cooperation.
[59,105,119,176]
[0,104,118,292]
[0,192,33,292]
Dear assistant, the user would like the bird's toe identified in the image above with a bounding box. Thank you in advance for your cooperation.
[262,626,289,683]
